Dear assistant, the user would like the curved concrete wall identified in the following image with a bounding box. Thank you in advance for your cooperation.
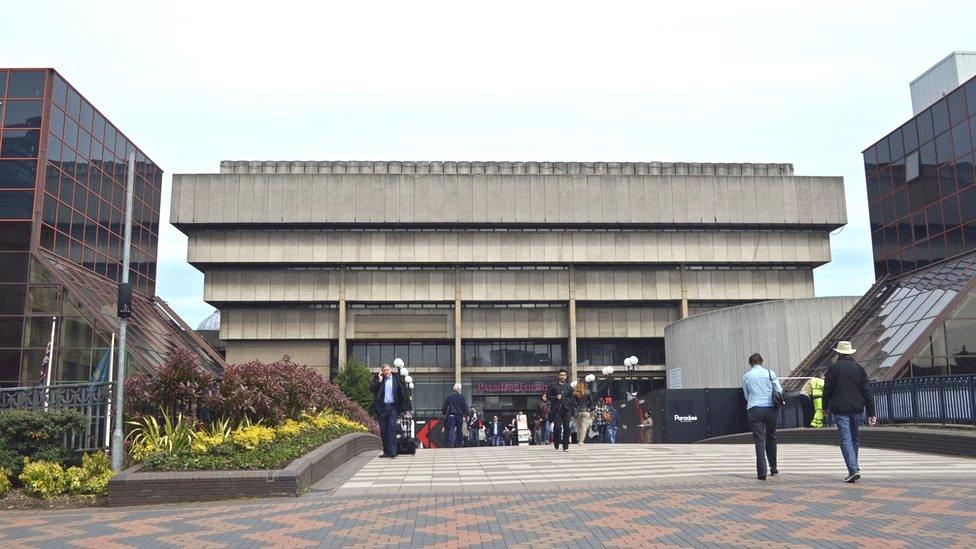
[664,297,858,389]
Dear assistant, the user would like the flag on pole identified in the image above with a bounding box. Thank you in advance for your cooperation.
[38,317,57,386]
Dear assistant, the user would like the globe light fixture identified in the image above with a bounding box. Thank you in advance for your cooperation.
[400,367,409,377]
[393,358,404,368]
[585,374,596,383]
[404,375,413,384]
[409,383,415,389]
[570,380,578,388]
[605,366,614,375]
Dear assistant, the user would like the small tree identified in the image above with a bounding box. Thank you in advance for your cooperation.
[334,357,374,415]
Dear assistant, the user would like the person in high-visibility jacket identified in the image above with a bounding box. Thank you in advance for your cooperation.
[808,372,826,428]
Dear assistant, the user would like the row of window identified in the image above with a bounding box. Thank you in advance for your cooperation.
[346,339,666,369]
[0,70,46,99]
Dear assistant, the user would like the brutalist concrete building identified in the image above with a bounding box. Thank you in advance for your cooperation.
[171,160,846,417]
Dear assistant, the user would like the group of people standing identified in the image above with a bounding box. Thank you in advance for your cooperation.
[742,341,877,483]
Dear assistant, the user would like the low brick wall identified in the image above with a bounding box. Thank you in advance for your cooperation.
[107,432,381,507]
[699,426,976,458]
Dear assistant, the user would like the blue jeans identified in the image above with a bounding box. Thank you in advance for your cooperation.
[834,413,860,474]
[445,415,462,448]
[491,434,501,446]
[378,404,398,456]
[604,426,617,444]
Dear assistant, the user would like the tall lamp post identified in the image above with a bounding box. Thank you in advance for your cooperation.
[624,356,639,399]
[600,365,615,400]
[394,357,415,437]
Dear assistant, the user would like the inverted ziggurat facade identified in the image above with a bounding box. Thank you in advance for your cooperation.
[172,160,846,416]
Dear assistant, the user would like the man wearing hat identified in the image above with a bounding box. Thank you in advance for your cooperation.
[822,341,877,483]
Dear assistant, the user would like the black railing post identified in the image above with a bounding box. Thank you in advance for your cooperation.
[938,376,947,425]
[911,380,919,423]
[970,376,976,427]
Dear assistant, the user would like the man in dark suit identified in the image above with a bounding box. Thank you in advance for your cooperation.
[547,369,576,451]
[823,341,877,483]
[370,363,411,458]
[442,383,468,448]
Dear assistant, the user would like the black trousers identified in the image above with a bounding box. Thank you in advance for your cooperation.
[748,406,778,477]
[552,409,572,450]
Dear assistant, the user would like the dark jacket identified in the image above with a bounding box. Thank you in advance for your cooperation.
[537,400,551,421]
[370,373,412,415]
[489,418,503,436]
[547,381,576,415]
[606,406,620,428]
[442,392,468,416]
[823,358,876,416]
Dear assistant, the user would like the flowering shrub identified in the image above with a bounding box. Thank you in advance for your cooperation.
[64,452,113,496]
[19,459,67,500]
[276,419,307,438]
[0,467,11,498]
[127,412,194,461]
[0,409,85,476]
[229,425,276,450]
[190,433,224,454]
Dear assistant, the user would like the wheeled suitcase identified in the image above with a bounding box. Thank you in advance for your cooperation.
[397,436,417,455]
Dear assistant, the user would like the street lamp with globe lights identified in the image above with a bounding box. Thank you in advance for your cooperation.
[600,365,615,399]
[623,356,639,399]
[393,357,415,436]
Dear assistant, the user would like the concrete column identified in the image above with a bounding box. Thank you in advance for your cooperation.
[454,265,462,384]
[679,265,689,319]
[568,265,578,378]
[338,267,347,371]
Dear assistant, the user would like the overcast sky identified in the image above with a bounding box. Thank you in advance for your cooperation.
[4,1,974,326]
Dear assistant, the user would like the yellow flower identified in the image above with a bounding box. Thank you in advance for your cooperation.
[230,425,276,450]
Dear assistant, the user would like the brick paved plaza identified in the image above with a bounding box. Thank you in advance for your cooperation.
[2,444,975,548]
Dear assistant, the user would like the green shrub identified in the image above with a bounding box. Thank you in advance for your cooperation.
[0,467,11,498]
[19,459,67,500]
[0,409,85,476]
[64,452,112,496]
[334,357,375,415]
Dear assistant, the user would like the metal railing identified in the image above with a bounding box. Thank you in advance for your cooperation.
[0,382,115,452]
[778,374,976,428]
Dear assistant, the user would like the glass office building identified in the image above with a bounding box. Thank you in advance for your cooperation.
[792,55,976,382]
[0,68,221,387]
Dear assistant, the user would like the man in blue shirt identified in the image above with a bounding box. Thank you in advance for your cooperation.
[741,353,783,480]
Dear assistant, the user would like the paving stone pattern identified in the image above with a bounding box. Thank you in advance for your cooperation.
[1,444,974,548]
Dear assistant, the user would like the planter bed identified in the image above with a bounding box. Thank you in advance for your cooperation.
[107,432,380,507]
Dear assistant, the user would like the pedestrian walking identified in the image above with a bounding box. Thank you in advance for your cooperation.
[639,411,654,443]
[370,363,412,459]
[574,382,594,445]
[547,369,576,451]
[441,383,468,448]
[537,393,551,444]
[467,407,482,447]
[801,371,826,428]
[489,415,503,446]
[601,397,620,444]
[741,353,782,480]
[823,341,877,483]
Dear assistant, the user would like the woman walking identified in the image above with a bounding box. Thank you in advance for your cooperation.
[741,353,783,480]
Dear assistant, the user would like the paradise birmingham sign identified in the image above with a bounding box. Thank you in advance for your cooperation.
[475,382,549,394]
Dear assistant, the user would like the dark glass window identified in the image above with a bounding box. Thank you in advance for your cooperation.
[876,136,891,165]
[92,113,105,144]
[0,191,33,219]
[0,71,5,96]
[1,130,41,158]
[939,164,958,198]
[66,88,80,120]
[889,128,904,160]
[80,102,93,131]
[906,151,920,181]
[0,252,28,282]
[902,119,919,152]
[0,221,30,251]
[948,88,968,126]
[944,194,961,230]
[932,100,951,136]
[2,100,43,129]
[918,110,935,145]
[935,131,953,165]
[0,316,24,347]
[894,187,910,219]
[920,141,937,173]
[48,105,64,138]
[947,227,964,257]
[51,75,66,107]
[953,121,973,160]
[961,186,976,223]
[959,155,976,189]
[0,160,36,188]
[0,284,26,315]
[966,80,976,119]
[912,211,928,241]
[6,71,45,98]
[908,178,926,211]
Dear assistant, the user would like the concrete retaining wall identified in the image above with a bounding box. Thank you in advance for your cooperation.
[107,432,381,506]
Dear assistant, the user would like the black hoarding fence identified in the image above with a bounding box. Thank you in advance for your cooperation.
[639,388,750,443]
[0,382,114,452]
